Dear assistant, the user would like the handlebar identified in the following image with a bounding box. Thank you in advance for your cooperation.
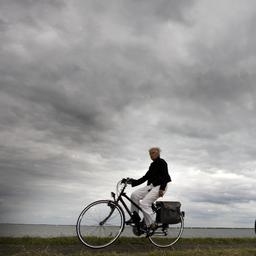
[121,177,133,185]
[116,178,133,197]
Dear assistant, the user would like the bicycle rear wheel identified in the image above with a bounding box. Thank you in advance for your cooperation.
[76,200,125,249]
[148,213,184,248]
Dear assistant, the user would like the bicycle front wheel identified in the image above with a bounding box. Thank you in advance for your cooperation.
[76,200,125,249]
[148,213,184,248]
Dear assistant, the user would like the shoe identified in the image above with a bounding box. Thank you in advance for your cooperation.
[149,223,158,231]
[126,212,141,225]
[125,218,134,225]
[146,223,158,237]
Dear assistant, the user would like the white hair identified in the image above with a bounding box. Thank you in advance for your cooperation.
[148,147,161,153]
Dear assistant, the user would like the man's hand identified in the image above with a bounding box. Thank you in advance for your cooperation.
[159,190,164,197]
[121,178,134,185]
[127,178,134,185]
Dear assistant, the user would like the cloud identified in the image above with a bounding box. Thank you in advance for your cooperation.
[0,0,255,227]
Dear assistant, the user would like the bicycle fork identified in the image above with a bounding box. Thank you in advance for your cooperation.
[99,202,116,226]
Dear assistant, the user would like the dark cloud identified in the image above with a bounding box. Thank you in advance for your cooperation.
[0,0,256,227]
[190,185,255,205]
[107,0,195,33]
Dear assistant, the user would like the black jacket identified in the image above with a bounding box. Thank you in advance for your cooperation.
[132,157,171,190]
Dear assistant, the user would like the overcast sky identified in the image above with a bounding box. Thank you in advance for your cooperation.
[0,0,256,228]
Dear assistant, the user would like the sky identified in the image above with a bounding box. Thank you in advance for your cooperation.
[0,0,256,228]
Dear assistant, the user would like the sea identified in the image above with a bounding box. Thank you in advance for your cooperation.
[0,224,255,238]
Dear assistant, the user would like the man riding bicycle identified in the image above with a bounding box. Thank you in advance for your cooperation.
[125,147,171,231]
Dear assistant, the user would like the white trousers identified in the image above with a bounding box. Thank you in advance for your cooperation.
[130,184,167,227]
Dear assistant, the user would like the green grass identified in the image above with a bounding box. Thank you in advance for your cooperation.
[0,236,254,245]
[0,237,255,256]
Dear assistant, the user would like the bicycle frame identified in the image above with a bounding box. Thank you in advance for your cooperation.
[111,182,143,220]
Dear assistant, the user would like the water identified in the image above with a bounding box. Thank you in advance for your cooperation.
[0,224,255,238]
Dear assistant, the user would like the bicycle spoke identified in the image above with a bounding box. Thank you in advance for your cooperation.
[76,200,124,248]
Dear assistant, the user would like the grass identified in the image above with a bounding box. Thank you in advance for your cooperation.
[0,237,255,256]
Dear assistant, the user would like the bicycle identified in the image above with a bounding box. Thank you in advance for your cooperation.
[76,178,184,249]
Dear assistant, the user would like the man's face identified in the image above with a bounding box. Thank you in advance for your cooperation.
[149,149,159,160]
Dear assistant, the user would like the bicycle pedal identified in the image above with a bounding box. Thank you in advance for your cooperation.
[146,230,154,237]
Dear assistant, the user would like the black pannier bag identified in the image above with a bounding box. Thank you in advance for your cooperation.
[155,201,182,224]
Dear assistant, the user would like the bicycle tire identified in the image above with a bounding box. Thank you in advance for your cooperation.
[148,213,184,248]
[76,200,125,249]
